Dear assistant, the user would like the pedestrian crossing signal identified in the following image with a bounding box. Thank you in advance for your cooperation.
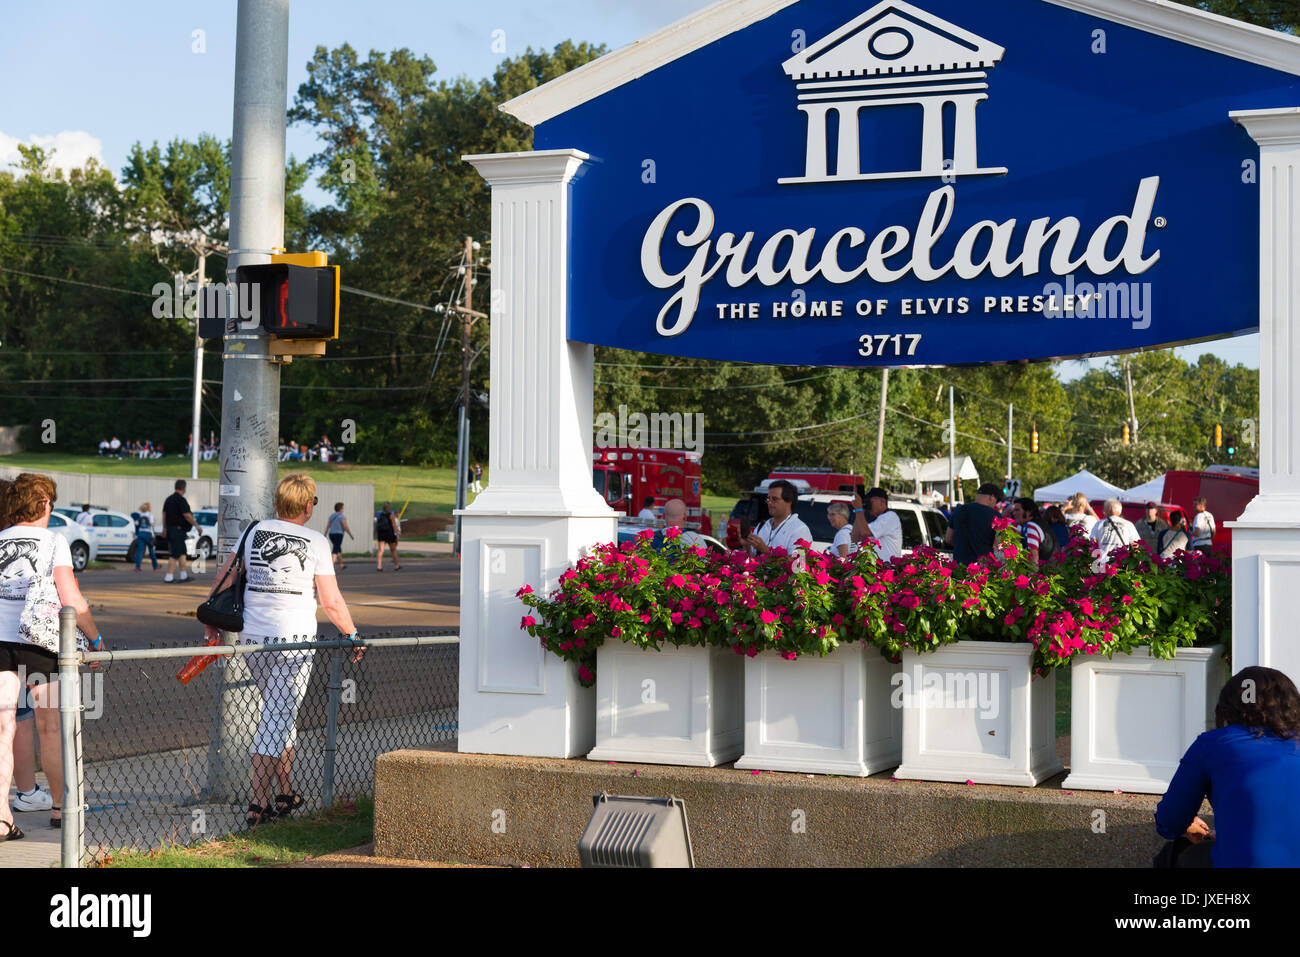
[234,262,339,340]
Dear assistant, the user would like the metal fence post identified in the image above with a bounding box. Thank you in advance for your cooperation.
[57,606,84,869]
[322,647,343,808]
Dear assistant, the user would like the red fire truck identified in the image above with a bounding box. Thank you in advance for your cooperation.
[593,446,712,534]
[766,467,864,494]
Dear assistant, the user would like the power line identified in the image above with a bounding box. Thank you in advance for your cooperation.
[886,403,1086,459]
[0,264,154,297]
[595,371,837,391]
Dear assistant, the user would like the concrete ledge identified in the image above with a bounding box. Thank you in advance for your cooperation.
[375,747,1195,867]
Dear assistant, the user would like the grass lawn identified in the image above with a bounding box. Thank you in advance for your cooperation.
[99,798,373,868]
[0,452,469,523]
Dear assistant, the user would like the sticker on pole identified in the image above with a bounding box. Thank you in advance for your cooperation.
[220,485,240,497]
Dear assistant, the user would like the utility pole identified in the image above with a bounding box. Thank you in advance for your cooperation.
[948,386,955,505]
[873,368,889,488]
[190,246,207,481]
[1007,402,1014,488]
[217,0,288,559]
[1124,358,1139,443]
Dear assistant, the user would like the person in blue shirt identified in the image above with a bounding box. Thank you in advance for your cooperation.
[130,502,159,572]
[1155,666,1300,867]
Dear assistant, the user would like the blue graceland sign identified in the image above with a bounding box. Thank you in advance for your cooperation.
[528,0,1300,366]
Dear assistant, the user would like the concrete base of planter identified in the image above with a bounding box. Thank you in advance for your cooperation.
[894,641,1063,787]
[1062,645,1226,794]
[733,645,901,777]
[587,641,743,767]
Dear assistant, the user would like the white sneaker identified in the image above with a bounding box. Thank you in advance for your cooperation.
[178,573,190,582]
[164,574,174,583]
[12,786,53,812]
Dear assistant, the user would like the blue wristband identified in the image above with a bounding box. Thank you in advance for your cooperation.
[91,634,103,650]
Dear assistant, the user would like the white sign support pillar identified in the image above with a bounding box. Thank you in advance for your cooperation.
[1228,108,1300,682]
[457,148,616,757]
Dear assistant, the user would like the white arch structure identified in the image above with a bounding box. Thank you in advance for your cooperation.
[457,1,1300,758]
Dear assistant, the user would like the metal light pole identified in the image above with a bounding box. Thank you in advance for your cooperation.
[190,248,206,481]
[217,0,288,559]
[873,368,889,488]
[1007,402,1014,488]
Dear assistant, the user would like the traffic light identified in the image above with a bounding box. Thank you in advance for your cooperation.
[1214,423,1223,449]
[1122,422,1130,445]
[1031,423,1040,454]
[234,260,339,340]
[1227,435,1236,456]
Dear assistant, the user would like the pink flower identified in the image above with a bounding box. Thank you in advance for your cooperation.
[610,626,622,638]
[520,615,536,629]
[670,611,683,624]
[667,574,686,588]
[664,525,682,540]
[760,610,779,624]
[781,651,797,661]
[637,528,655,540]
[578,665,594,683]
[515,584,534,597]
[746,646,759,658]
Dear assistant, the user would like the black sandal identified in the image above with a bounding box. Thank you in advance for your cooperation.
[246,803,268,827]
[50,806,61,830]
[274,793,304,818]
[0,819,23,841]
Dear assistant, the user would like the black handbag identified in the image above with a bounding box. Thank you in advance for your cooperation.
[196,522,257,633]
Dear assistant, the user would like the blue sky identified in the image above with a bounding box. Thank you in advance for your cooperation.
[0,0,1262,378]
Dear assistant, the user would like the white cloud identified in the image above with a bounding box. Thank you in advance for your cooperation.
[0,130,105,177]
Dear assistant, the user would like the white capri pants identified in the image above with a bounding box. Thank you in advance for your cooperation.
[243,635,314,757]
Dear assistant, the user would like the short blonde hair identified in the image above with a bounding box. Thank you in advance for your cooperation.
[275,473,317,519]
[140,502,151,512]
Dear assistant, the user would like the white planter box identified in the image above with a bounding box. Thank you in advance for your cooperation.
[894,641,1063,787]
[1062,645,1225,794]
[734,645,901,776]
[587,641,743,767]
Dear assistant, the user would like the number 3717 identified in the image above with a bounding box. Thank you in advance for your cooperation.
[859,334,921,358]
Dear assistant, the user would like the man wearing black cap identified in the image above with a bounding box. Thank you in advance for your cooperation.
[1135,502,1169,553]
[860,487,902,562]
[944,483,1002,565]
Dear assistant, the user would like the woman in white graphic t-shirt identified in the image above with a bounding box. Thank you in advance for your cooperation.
[204,473,362,828]
[0,473,103,839]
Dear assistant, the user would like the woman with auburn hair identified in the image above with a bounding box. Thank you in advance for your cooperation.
[0,473,103,839]
[203,472,363,827]
[1155,666,1300,866]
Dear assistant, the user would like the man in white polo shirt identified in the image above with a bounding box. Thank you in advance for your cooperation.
[746,480,811,557]
[864,487,903,562]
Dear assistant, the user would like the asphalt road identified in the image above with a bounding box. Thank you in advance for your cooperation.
[59,553,463,766]
[77,552,461,649]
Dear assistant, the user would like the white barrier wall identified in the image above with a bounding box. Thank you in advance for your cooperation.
[0,465,375,554]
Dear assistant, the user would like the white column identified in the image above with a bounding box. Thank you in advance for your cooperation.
[834,102,861,179]
[799,104,831,180]
[458,148,617,757]
[951,95,984,175]
[920,98,946,176]
[1227,108,1300,682]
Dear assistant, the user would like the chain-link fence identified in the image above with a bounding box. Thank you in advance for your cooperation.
[54,617,458,866]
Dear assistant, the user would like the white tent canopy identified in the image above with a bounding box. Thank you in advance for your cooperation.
[1121,475,1167,503]
[895,456,981,484]
[1032,469,1124,503]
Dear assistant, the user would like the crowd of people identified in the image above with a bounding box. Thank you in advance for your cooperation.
[0,471,363,841]
[278,434,343,463]
[96,437,166,459]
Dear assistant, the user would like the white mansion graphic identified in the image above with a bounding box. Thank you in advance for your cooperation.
[779,1,1008,184]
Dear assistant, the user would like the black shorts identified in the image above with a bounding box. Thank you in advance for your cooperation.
[166,526,189,556]
[377,531,397,545]
[0,642,59,682]
[329,532,344,554]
